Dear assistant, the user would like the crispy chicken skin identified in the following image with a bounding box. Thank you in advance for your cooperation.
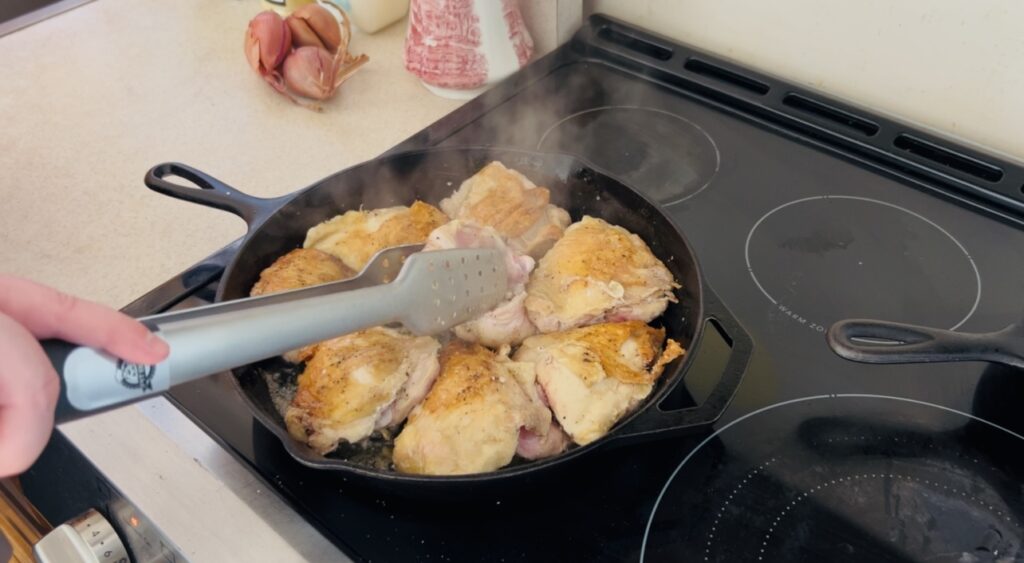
[514,321,684,445]
[285,327,441,455]
[250,248,354,296]
[303,201,448,271]
[524,216,678,333]
[261,165,684,471]
[440,161,571,260]
[393,341,567,475]
[423,220,538,347]
[249,248,356,363]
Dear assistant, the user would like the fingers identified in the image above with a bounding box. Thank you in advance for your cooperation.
[0,313,60,477]
[0,275,168,364]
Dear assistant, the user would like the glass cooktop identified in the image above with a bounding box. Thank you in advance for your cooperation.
[137,15,1024,563]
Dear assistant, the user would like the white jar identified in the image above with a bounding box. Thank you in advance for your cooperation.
[333,0,409,34]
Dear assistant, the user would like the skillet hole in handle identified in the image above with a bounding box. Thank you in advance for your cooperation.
[829,318,939,347]
[658,318,732,411]
[825,318,962,365]
[144,162,279,228]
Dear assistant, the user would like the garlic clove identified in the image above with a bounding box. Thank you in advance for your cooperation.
[283,46,338,101]
[244,33,262,73]
[286,4,342,54]
[245,10,292,74]
[287,18,326,51]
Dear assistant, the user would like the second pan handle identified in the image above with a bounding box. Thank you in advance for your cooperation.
[826,318,1024,370]
[145,162,284,229]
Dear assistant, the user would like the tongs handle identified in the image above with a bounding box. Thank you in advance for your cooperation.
[44,277,406,424]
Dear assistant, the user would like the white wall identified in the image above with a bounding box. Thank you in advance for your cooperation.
[585,0,1024,164]
[521,0,585,57]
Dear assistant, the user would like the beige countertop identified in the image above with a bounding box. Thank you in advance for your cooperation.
[0,0,461,309]
[0,1,464,560]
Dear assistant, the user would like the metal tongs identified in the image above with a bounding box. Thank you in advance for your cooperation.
[44,244,508,423]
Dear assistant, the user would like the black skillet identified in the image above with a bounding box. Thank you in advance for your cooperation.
[143,146,753,486]
[828,318,1024,369]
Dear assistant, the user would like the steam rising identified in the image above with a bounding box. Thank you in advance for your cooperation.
[317,57,665,217]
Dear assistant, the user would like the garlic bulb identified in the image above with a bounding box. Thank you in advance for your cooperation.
[244,5,369,111]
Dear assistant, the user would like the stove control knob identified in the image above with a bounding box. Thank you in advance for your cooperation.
[34,508,130,563]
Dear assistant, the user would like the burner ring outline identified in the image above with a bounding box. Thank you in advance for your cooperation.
[743,195,982,331]
[756,471,1018,559]
[536,105,722,205]
[639,393,1024,562]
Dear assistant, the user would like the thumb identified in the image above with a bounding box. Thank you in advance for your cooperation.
[0,313,60,477]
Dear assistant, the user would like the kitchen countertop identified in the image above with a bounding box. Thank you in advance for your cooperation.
[0,0,462,560]
[1,0,461,306]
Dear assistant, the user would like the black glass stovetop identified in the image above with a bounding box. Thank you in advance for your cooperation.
[127,15,1024,563]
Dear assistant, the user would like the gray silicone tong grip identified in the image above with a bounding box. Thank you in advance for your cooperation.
[50,278,407,419]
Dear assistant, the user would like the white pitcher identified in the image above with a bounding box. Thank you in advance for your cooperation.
[404,0,534,99]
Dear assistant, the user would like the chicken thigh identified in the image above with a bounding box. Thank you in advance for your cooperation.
[525,216,678,333]
[249,247,356,363]
[514,321,684,445]
[303,201,448,271]
[423,220,537,347]
[440,161,571,259]
[285,327,441,455]
[393,341,568,475]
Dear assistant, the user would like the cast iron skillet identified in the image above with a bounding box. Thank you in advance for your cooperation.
[143,146,753,484]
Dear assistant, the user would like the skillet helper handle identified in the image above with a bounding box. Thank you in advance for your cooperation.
[612,286,753,442]
[44,281,407,424]
[826,319,1024,369]
[144,162,277,227]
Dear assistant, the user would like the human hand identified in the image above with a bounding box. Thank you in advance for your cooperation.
[0,275,169,477]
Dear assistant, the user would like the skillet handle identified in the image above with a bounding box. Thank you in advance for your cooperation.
[611,285,752,442]
[826,318,1024,369]
[144,162,280,228]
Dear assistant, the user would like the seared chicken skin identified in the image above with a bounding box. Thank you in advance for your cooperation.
[303,201,448,271]
[249,248,356,363]
[424,220,537,347]
[514,321,684,445]
[525,216,678,333]
[285,327,441,454]
[250,248,354,296]
[440,161,571,259]
[393,341,568,475]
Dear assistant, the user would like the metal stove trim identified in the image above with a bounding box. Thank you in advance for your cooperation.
[52,398,346,562]
[0,0,95,38]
